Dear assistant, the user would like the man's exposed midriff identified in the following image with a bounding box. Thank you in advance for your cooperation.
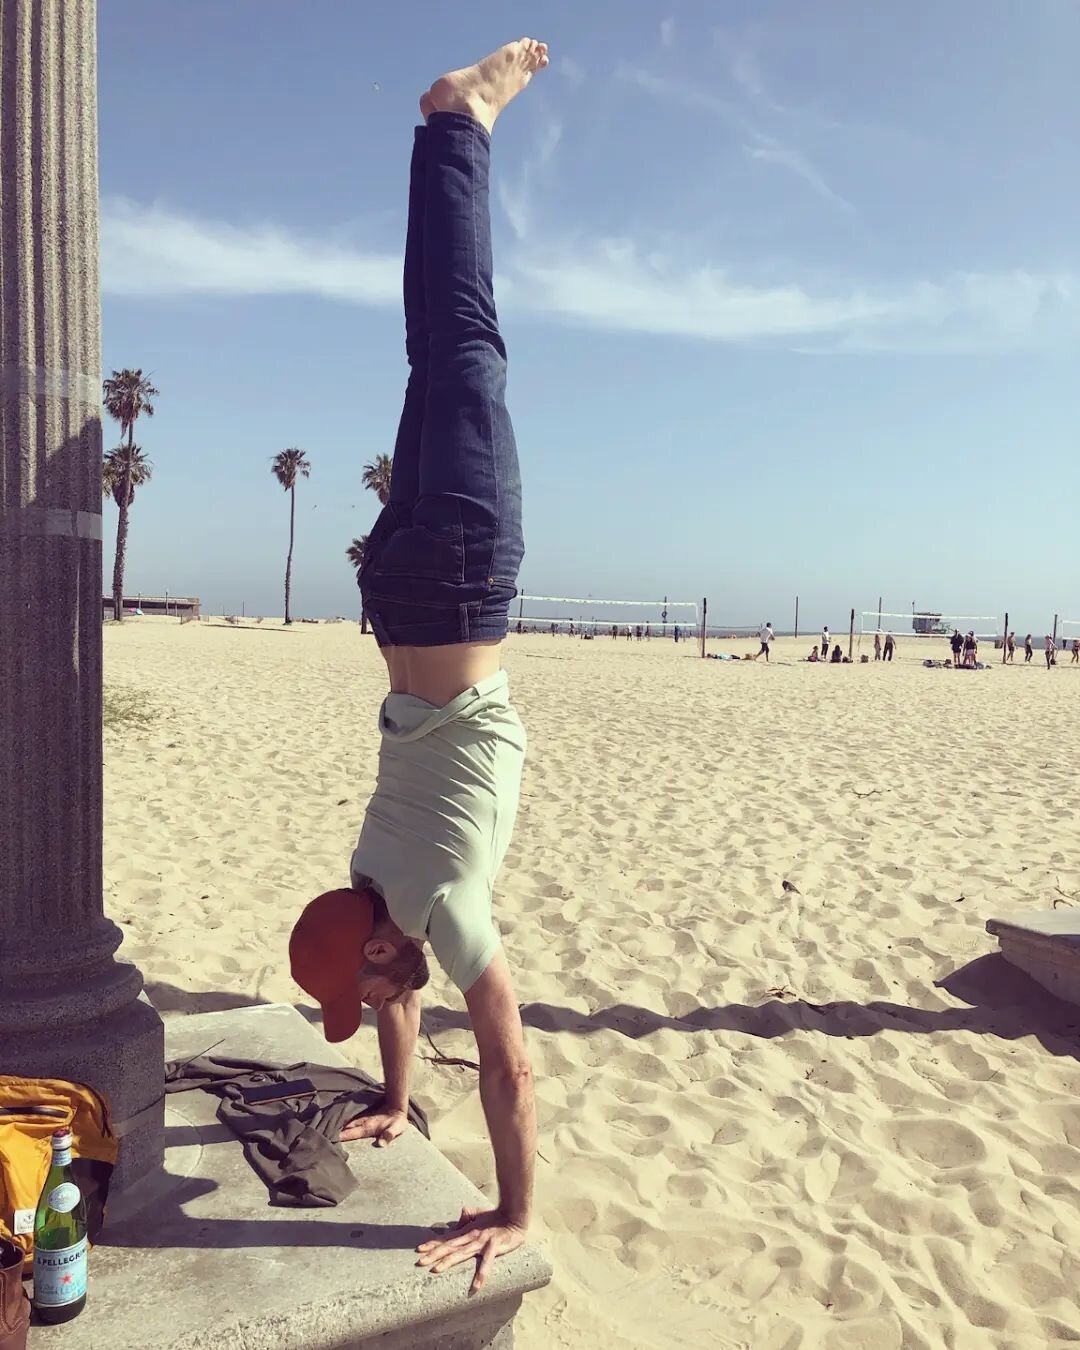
[385,639,504,707]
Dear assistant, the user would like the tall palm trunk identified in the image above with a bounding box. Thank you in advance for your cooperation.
[284,484,295,624]
[111,420,135,621]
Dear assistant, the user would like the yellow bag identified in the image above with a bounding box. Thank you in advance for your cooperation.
[0,1077,117,1258]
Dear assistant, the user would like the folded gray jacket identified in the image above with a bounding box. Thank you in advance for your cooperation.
[164,1055,429,1208]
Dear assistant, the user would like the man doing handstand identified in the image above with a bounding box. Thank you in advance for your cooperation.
[289,39,548,1294]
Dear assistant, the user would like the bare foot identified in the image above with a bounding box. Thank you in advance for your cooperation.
[427,39,549,135]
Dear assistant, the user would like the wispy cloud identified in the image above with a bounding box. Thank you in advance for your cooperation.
[659,16,675,49]
[102,198,400,304]
[497,116,563,242]
[617,63,742,126]
[558,55,585,87]
[515,241,1076,350]
[617,63,852,214]
[716,29,784,113]
[743,132,854,213]
[101,198,1078,353]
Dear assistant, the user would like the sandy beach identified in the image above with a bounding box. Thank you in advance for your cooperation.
[103,619,1080,1349]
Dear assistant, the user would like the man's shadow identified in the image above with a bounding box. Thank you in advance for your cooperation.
[147,953,1080,1065]
[422,953,1080,1060]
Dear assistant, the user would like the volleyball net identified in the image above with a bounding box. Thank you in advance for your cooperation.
[858,610,1000,643]
[515,594,699,636]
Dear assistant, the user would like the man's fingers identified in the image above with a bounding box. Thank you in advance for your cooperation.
[337,1119,379,1141]
[416,1232,484,1265]
[471,1241,497,1295]
[417,1213,480,1253]
[429,1239,486,1274]
[339,1112,408,1145]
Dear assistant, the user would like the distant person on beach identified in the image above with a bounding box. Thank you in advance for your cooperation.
[625,625,633,641]
[950,630,964,666]
[1006,631,1016,663]
[550,622,557,637]
[873,632,882,661]
[963,631,977,667]
[883,632,895,661]
[610,624,618,639]
[756,622,775,661]
[830,644,843,663]
[1024,634,1033,663]
[673,624,680,644]
[644,624,651,640]
[821,626,830,659]
[1045,634,1055,668]
[1072,638,1079,665]
[635,625,643,641]
[807,647,820,662]
[291,40,551,1290]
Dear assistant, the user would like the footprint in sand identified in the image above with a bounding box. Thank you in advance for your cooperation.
[666,1171,710,1204]
[880,1116,988,1169]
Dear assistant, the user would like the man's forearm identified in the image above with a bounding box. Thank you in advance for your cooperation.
[478,1061,536,1228]
[377,990,421,1111]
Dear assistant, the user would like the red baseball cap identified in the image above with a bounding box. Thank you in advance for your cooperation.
[289,889,374,1042]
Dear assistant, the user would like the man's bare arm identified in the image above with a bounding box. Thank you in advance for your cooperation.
[379,989,422,1111]
[338,989,421,1145]
[416,951,536,1292]
[469,954,535,1225]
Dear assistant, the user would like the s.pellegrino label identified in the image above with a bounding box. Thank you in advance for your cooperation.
[33,1128,88,1322]
[33,1236,88,1306]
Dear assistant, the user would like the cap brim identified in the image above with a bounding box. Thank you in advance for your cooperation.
[320,990,363,1044]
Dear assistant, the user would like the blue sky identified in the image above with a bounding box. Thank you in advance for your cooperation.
[99,0,1080,633]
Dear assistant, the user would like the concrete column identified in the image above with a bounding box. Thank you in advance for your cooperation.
[0,0,164,1188]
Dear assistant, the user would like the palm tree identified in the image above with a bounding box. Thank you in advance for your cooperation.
[102,369,158,620]
[346,535,370,633]
[346,536,368,574]
[103,443,153,509]
[362,454,393,506]
[271,448,311,624]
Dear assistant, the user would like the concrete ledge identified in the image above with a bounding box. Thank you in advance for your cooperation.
[986,911,1080,1008]
[33,1004,550,1349]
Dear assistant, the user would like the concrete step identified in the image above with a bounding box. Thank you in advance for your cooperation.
[985,911,1080,1008]
[32,1002,550,1349]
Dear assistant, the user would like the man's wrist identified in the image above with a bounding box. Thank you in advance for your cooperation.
[381,1094,409,1115]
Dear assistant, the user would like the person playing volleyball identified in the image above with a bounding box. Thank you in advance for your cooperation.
[289,38,548,1293]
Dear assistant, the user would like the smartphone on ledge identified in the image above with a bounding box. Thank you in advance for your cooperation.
[238,1077,317,1106]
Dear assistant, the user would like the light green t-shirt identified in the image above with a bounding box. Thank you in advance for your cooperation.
[350,670,526,993]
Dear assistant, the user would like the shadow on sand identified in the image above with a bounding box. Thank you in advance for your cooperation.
[150,953,1080,1065]
[419,953,1080,1061]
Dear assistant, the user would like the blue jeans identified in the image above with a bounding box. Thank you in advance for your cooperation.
[360,112,524,647]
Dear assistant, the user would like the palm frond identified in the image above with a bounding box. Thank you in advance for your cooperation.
[346,535,369,573]
[102,443,153,506]
[361,453,393,506]
[102,368,159,429]
[271,446,312,490]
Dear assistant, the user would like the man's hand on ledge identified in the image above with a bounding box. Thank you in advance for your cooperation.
[416,1205,528,1295]
[338,1107,410,1147]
